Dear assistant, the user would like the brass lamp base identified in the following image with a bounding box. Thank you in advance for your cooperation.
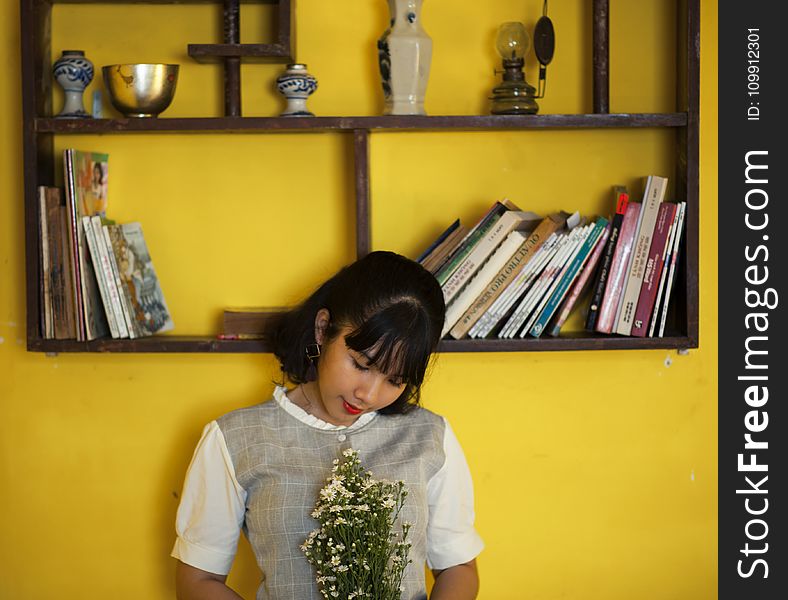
[490,80,539,115]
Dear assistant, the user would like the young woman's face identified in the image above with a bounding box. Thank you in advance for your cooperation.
[313,326,408,426]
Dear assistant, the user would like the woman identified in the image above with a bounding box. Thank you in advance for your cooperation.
[172,251,483,599]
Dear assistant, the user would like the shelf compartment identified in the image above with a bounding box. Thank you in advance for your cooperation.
[35,113,689,133]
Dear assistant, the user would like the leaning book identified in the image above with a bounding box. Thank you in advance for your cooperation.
[105,222,174,336]
[64,148,110,341]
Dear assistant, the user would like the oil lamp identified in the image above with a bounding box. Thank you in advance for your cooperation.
[490,22,538,115]
[489,8,554,115]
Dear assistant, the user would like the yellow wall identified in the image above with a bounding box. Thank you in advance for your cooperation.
[0,1,718,598]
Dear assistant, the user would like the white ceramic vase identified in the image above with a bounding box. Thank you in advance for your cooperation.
[53,50,94,118]
[377,0,432,115]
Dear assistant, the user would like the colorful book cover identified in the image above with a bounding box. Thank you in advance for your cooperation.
[82,216,120,339]
[630,202,678,337]
[615,175,668,335]
[471,233,560,339]
[595,201,642,334]
[656,202,687,337]
[448,212,568,339]
[648,202,682,337]
[442,210,541,304]
[64,149,110,341]
[107,222,174,336]
[547,221,611,337]
[501,227,580,339]
[434,200,512,286]
[442,227,532,337]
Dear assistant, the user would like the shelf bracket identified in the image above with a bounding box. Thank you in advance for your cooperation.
[592,0,610,113]
[353,129,371,259]
[187,0,295,117]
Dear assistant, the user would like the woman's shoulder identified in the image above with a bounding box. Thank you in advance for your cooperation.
[215,393,280,431]
[381,404,447,432]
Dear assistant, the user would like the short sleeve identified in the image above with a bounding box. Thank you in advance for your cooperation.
[171,421,247,575]
[425,418,485,570]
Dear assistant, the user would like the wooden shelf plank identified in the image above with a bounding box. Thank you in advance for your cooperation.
[28,334,696,354]
[188,43,291,63]
[50,1,279,4]
[35,113,688,133]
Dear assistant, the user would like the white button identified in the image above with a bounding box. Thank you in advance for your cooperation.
[337,434,346,442]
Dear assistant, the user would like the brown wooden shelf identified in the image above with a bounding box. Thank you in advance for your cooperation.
[50,1,279,5]
[21,0,700,356]
[35,113,688,134]
[188,43,291,63]
[29,332,695,354]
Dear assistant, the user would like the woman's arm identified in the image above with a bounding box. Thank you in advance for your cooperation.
[430,559,479,600]
[176,561,244,600]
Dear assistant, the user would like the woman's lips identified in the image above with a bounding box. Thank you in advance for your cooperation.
[343,400,363,415]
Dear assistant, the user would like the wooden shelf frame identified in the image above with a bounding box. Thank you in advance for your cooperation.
[20,0,700,354]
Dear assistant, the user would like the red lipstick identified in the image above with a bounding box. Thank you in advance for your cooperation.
[343,400,362,415]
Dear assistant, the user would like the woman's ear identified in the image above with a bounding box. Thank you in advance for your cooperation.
[314,308,331,345]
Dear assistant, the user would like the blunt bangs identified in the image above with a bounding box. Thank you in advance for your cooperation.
[344,301,434,387]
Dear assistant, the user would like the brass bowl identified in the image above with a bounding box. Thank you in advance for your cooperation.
[102,63,179,118]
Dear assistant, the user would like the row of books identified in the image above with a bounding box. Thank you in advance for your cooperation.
[415,176,686,340]
[37,149,173,341]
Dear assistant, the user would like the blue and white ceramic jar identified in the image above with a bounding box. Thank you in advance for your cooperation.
[276,64,318,117]
[53,50,94,118]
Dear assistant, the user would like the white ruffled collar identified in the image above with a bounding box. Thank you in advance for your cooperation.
[273,385,377,431]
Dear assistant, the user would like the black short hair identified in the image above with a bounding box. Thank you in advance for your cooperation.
[270,251,445,414]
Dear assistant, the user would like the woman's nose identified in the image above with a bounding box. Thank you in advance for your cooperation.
[356,374,384,406]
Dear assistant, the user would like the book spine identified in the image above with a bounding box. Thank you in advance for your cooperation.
[58,203,77,339]
[44,188,69,340]
[442,229,528,336]
[82,216,120,338]
[498,234,569,339]
[657,202,687,337]
[468,234,557,339]
[92,216,129,338]
[442,211,524,304]
[416,219,459,263]
[424,226,468,274]
[503,230,576,338]
[530,218,608,337]
[102,225,138,339]
[547,222,611,337]
[648,203,681,337]
[615,176,668,335]
[435,202,507,285]
[595,202,642,333]
[585,187,629,331]
[63,150,85,341]
[630,202,677,337]
[38,187,53,339]
[520,225,592,338]
[448,214,566,339]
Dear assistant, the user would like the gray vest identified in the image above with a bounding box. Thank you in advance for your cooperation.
[218,398,446,600]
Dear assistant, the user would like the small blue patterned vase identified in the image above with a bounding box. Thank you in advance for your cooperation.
[53,50,94,118]
[276,64,318,117]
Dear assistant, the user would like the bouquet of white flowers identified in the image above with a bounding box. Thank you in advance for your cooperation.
[301,448,412,600]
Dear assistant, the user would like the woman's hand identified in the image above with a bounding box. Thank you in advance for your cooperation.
[175,561,244,600]
[430,559,479,600]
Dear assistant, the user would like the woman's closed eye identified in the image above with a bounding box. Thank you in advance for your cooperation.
[352,357,404,388]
